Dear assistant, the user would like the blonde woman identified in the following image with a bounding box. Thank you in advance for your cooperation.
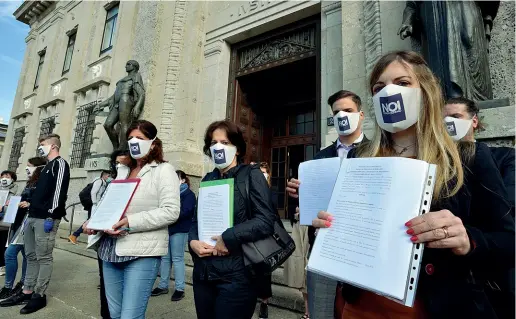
[302,51,513,318]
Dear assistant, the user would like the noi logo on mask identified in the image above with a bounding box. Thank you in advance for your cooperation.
[380,93,406,123]
[213,149,226,164]
[337,116,350,131]
[446,121,457,136]
[130,143,141,155]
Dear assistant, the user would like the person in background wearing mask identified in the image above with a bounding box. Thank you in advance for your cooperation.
[68,170,112,244]
[285,90,367,319]
[0,158,46,302]
[84,120,180,319]
[189,120,277,319]
[312,51,513,318]
[0,170,18,278]
[151,170,195,301]
[444,96,515,207]
[1,134,70,314]
[445,96,515,319]
[110,150,133,181]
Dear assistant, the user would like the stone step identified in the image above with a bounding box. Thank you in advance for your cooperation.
[55,228,304,313]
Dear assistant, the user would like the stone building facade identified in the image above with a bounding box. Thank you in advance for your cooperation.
[3,1,515,218]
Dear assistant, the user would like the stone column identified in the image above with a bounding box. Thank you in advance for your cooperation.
[320,1,343,148]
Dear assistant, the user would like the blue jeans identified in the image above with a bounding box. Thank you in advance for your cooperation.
[4,244,26,289]
[157,233,187,291]
[103,257,160,319]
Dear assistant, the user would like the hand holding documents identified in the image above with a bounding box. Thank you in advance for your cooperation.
[306,157,436,307]
[298,157,340,225]
[2,196,21,224]
[87,179,140,231]
[197,179,234,246]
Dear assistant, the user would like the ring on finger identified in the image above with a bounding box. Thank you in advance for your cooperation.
[442,226,449,239]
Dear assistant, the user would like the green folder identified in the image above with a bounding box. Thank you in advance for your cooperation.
[199,178,234,227]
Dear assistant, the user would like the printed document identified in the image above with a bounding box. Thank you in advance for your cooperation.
[307,157,435,303]
[87,180,140,231]
[0,190,9,207]
[2,196,21,224]
[198,179,234,246]
[299,157,341,225]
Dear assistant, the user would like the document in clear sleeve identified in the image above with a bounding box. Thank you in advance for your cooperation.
[2,196,21,224]
[198,179,234,246]
[87,179,140,231]
[307,157,436,307]
[0,190,9,207]
[299,157,341,225]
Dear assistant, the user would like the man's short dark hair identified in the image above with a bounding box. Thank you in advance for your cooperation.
[203,120,246,163]
[328,90,362,111]
[100,170,111,178]
[446,96,484,130]
[1,170,17,182]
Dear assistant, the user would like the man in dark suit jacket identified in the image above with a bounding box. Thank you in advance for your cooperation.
[286,90,368,318]
[490,147,515,208]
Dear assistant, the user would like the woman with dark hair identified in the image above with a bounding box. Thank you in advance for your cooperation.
[84,120,180,319]
[0,157,46,301]
[151,170,196,301]
[189,120,277,319]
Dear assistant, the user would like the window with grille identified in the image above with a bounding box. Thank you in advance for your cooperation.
[8,128,25,171]
[100,4,119,54]
[34,51,45,90]
[70,102,97,169]
[62,31,76,74]
[39,116,56,139]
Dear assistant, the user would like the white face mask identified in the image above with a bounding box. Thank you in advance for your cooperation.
[373,84,422,133]
[210,143,237,170]
[128,137,155,159]
[1,178,12,187]
[333,111,360,136]
[38,145,52,157]
[263,173,269,180]
[444,116,472,141]
[115,163,130,180]
[26,166,37,177]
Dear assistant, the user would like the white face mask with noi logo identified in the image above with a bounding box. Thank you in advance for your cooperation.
[333,111,360,136]
[210,143,237,170]
[373,84,422,133]
[444,116,472,141]
[128,137,155,159]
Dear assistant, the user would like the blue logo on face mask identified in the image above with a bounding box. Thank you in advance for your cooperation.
[130,143,141,155]
[213,149,226,164]
[379,93,406,123]
[446,121,457,136]
[337,116,350,131]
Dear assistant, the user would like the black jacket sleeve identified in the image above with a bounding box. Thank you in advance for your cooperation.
[490,146,515,208]
[49,158,70,218]
[222,168,276,253]
[465,143,515,268]
[178,191,196,223]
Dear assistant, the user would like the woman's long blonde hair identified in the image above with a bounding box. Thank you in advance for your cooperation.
[356,51,463,199]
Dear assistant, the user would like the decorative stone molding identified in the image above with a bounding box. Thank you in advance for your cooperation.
[13,1,53,25]
[73,77,111,94]
[12,111,33,120]
[204,40,223,58]
[160,0,187,152]
[363,0,382,78]
[36,96,64,109]
[66,24,78,36]
[322,1,341,15]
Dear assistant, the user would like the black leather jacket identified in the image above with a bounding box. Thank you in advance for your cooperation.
[188,164,276,281]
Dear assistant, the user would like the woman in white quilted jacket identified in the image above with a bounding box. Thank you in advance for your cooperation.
[84,120,180,319]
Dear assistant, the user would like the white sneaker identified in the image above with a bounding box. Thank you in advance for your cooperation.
[0,266,5,276]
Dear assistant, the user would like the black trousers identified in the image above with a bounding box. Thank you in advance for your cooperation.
[0,230,8,267]
[97,254,111,319]
[193,274,257,319]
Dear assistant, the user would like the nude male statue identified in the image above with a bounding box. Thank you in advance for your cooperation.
[96,60,145,150]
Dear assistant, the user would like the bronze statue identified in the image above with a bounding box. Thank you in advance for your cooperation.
[398,1,499,101]
[96,60,145,150]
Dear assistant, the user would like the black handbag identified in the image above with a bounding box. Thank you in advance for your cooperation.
[238,165,296,275]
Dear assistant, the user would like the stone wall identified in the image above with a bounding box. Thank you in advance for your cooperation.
[489,1,515,104]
